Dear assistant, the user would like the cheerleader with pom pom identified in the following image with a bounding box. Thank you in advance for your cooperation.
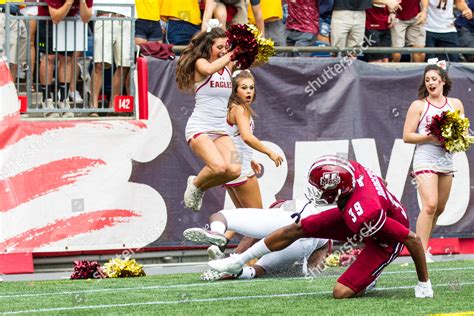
[403,63,470,262]
[176,21,242,212]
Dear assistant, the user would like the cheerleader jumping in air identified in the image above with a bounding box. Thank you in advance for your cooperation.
[176,21,242,211]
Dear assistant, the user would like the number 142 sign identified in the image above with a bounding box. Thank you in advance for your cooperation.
[114,96,134,113]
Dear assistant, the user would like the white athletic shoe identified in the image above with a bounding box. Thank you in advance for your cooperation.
[59,100,74,118]
[425,247,435,263]
[183,176,204,211]
[207,245,225,260]
[365,278,378,294]
[201,269,239,281]
[183,228,227,247]
[208,254,244,274]
[415,279,434,298]
[68,90,83,103]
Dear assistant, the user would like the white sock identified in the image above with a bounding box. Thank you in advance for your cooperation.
[238,266,256,279]
[238,239,271,263]
[210,221,226,235]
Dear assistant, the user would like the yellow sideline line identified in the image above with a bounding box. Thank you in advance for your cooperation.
[432,312,474,316]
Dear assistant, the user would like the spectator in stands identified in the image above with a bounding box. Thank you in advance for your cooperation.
[455,0,474,61]
[175,26,241,212]
[135,0,163,45]
[248,0,286,46]
[364,4,393,62]
[0,3,27,82]
[20,0,39,93]
[37,0,93,118]
[202,0,265,35]
[331,0,401,51]
[161,0,201,45]
[391,0,428,63]
[331,0,371,49]
[425,0,472,62]
[285,0,319,57]
[90,0,133,117]
[318,0,334,45]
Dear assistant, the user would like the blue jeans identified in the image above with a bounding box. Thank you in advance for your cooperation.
[457,27,474,61]
[166,19,200,46]
[286,29,316,57]
[425,31,460,62]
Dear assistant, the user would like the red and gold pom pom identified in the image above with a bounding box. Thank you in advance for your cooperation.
[427,110,474,153]
[226,24,275,69]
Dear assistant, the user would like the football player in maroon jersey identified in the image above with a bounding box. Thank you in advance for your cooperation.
[208,155,433,298]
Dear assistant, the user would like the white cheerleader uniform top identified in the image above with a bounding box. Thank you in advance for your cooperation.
[225,113,255,186]
[413,97,455,175]
[185,66,232,142]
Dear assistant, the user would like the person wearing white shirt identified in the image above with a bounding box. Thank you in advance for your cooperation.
[90,0,134,115]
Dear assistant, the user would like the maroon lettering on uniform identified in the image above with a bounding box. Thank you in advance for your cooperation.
[209,81,231,88]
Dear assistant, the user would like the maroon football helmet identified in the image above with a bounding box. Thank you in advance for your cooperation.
[306,155,356,205]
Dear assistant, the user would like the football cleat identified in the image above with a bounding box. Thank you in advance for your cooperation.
[201,269,240,281]
[183,176,204,211]
[208,254,244,274]
[183,228,227,247]
[365,278,378,294]
[415,279,434,298]
[207,245,225,260]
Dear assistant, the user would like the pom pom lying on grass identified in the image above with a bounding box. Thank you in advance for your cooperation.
[103,257,146,278]
[70,260,105,280]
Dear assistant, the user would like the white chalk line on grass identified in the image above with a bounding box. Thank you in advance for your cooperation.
[3,281,474,315]
[1,266,473,300]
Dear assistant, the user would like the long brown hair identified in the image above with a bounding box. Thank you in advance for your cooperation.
[228,70,256,117]
[417,64,452,99]
[176,28,227,92]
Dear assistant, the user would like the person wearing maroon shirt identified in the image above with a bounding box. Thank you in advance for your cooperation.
[391,0,428,62]
[285,0,319,57]
[37,0,92,117]
[364,4,394,62]
[207,155,433,299]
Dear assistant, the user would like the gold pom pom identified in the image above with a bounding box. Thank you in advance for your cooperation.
[246,24,275,64]
[325,253,340,267]
[103,257,146,278]
[441,110,474,153]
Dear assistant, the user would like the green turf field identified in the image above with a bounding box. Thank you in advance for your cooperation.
[1,260,473,315]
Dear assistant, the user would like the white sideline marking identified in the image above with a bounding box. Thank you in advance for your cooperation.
[3,282,474,315]
[0,266,473,300]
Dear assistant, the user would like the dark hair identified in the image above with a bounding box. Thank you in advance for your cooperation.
[227,70,256,116]
[176,27,227,92]
[417,64,452,99]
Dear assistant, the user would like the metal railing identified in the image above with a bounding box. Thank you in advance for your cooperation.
[2,2,136,118]
[172,45,474,55]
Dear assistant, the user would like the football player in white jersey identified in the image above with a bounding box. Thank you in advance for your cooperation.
[184,199,329,281]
